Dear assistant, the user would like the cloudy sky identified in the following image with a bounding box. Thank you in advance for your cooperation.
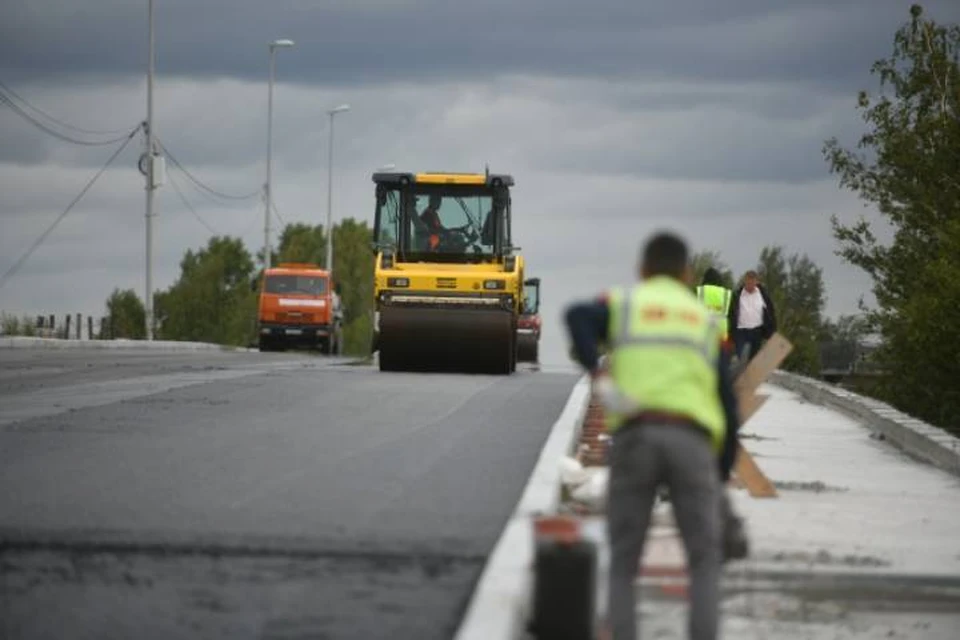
[2,0,957,366]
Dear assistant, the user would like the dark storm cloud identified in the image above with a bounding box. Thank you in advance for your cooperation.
[4,0,957,90]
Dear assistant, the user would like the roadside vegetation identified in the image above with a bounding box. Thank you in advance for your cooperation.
[99,218,375,356]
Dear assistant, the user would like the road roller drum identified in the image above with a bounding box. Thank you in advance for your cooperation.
[378,305,515,374]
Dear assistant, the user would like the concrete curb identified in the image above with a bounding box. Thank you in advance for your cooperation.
[453,374,592,640]
[0,336,256,353]
[771,370,960,479]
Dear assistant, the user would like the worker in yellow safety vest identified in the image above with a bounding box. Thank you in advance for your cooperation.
[564,231,741,640]
[696,267,733,348]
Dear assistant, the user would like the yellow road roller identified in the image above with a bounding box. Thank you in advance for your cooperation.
[370,170,525,374]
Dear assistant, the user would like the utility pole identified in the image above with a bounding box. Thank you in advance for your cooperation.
[144,0,156,340]
[325,104,350,273]
[265,39,295,272]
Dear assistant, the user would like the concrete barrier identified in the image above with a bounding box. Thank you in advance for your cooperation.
[771,370,960,479]
[0,336,256,353]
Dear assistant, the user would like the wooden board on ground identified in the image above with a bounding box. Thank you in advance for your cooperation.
[732,332,792,499]
[738,393,769,425]
[733,442,778,498]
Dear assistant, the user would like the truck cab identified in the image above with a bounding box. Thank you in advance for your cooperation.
[256,263,343,354]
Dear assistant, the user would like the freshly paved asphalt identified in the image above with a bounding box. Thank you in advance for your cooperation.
[0,348,579,639]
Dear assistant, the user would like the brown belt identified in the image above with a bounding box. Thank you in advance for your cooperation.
[620,411,710,440]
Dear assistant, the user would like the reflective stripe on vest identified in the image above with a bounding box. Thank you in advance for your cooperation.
[606,278,726,451]
[617,293,718,364]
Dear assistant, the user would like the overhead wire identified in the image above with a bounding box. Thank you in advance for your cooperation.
[272,200,286,227]
[166,163,264,239]
[0,79,134,136]
[156,139,261,201]
[0,88,136,147]
[0,126,140,292]
[164,166,221,236]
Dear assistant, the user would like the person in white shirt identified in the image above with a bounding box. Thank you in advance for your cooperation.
[727,270,777,362]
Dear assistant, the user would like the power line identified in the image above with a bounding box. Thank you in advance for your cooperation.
[156,140,261,201]
[272,200,286,227]
[0,89,135,147]
[168,166,262,238]
[0,79,133,136]
[165,167,221,236]
[0,127,139,292]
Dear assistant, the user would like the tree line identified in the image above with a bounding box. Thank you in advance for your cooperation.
[825,4,959,433]
[103,218,375,355]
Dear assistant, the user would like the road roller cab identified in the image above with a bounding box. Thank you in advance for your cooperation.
[517,277,541,363]
[371,170,524,373]
[256,263,343,354]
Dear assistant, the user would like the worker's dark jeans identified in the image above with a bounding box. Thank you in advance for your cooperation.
[734,327,764,362]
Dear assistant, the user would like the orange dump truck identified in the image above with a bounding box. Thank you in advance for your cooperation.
[256,263,343,353]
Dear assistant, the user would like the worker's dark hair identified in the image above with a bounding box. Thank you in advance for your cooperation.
[641,232,688,278]
[701,267,723,286]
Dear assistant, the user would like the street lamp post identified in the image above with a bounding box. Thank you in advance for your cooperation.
[264,39,295,271]
[325,104,350,274]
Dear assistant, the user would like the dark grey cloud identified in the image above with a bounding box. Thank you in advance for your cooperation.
[4,0,957,91]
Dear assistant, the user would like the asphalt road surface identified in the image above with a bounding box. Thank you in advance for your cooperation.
[0,348,579,639]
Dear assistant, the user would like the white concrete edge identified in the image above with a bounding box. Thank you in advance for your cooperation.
[453,374,592,640]
[0,336,256,353]
[770,370,960,478]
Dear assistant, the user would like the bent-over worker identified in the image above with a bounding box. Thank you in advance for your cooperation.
[564,231,740,640]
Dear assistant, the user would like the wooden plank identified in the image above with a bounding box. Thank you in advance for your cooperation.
[738,393,769,425]
[729,333,793,498]
[733,444,778,498]
[734,333,793,397]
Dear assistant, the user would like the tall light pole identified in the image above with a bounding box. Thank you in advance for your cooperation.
[325,104,350,274]
[144,0,156,340]
[265,39,295,271]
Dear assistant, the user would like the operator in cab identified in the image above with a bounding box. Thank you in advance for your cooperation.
[420,194,447,251]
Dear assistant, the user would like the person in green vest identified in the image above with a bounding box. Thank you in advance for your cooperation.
[565,231,741,640]
[696,267,733,350]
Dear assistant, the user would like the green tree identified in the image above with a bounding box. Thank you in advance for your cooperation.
[689,250,735,289]
[154,236,257,346]
[823,4,960,431]
[275,223,328,266]
[103,288,146,339]
[756,246,826,375]
[820,314,871,343]
[332,219,375,355]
